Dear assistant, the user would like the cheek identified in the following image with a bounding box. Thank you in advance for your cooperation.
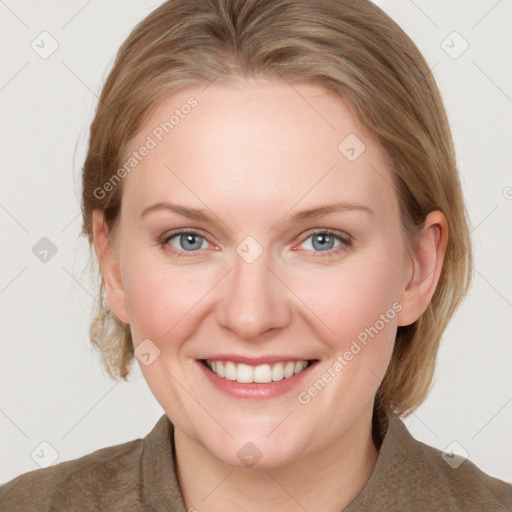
[121,252,213,343]
[291,250,403,354]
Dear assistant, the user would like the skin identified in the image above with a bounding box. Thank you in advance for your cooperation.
[92,80,447,512]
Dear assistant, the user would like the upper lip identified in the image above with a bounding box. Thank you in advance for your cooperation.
[199,355,317,365]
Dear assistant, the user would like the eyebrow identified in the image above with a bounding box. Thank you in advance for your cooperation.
[140,201,374,222]
[286,202,374,222]
[141,201,210,221]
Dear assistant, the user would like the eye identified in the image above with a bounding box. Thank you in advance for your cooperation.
[298,230,351,255]
[162,230,211,254]
[160,228,351,259]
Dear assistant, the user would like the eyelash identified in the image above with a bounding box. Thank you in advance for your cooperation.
[159,228,352,259]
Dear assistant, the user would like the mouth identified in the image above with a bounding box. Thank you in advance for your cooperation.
[200,359,315,384]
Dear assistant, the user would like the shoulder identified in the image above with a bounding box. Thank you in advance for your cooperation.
[0,436,144,512]
[415,438,512,509]
[389,414,512,511]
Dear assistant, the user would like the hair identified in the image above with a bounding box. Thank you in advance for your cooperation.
[80,0,472,417]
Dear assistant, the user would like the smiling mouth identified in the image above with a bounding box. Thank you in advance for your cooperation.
[200,359,316,384]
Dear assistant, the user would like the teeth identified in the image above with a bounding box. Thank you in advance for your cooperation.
[284,361,295,378]
[225,361,237,381]
[205,359,309,383]
[271,364,284,381]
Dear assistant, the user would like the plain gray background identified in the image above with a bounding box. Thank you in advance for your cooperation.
[1,0,511,484]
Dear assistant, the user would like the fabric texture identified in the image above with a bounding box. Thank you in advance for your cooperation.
[1,412,511,511]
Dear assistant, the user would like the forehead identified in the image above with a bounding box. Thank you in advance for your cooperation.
[121,80,397,223]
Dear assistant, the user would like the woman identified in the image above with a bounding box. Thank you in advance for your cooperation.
[1,0,511,510]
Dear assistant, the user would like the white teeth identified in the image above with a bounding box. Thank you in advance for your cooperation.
[236,363,253,383]
[271,363,284,381]
[294,361,307,374]
[225,361,237,381]
[284,361,295,378]
[254,364,272,383]
[205,359,310,383]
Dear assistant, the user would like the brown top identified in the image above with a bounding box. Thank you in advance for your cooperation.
[1,412,511,511]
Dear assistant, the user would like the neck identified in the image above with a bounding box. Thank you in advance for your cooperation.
[174,407,380,512]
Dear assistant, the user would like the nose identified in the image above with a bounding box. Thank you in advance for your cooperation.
[216,247,292,341]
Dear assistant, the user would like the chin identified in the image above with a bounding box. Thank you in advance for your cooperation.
[212,441,299,470]
[195,423,309,470]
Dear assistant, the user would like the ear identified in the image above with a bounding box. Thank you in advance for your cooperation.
[397,210,448,327]
[92,209,130,325]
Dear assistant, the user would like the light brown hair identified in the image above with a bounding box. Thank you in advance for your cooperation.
[81,0,472,416]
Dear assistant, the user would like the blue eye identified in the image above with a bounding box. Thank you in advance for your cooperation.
[160,229,351,259]
[303,233,339,251]
[164,231,209,252]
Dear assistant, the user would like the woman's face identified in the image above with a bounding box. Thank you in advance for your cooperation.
[105,80,415,468]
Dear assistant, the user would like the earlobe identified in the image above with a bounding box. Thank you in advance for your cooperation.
[91,209,130,325]
[397,211,448,327]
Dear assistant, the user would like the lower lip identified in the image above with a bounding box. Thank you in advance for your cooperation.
[196,360,318,400]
